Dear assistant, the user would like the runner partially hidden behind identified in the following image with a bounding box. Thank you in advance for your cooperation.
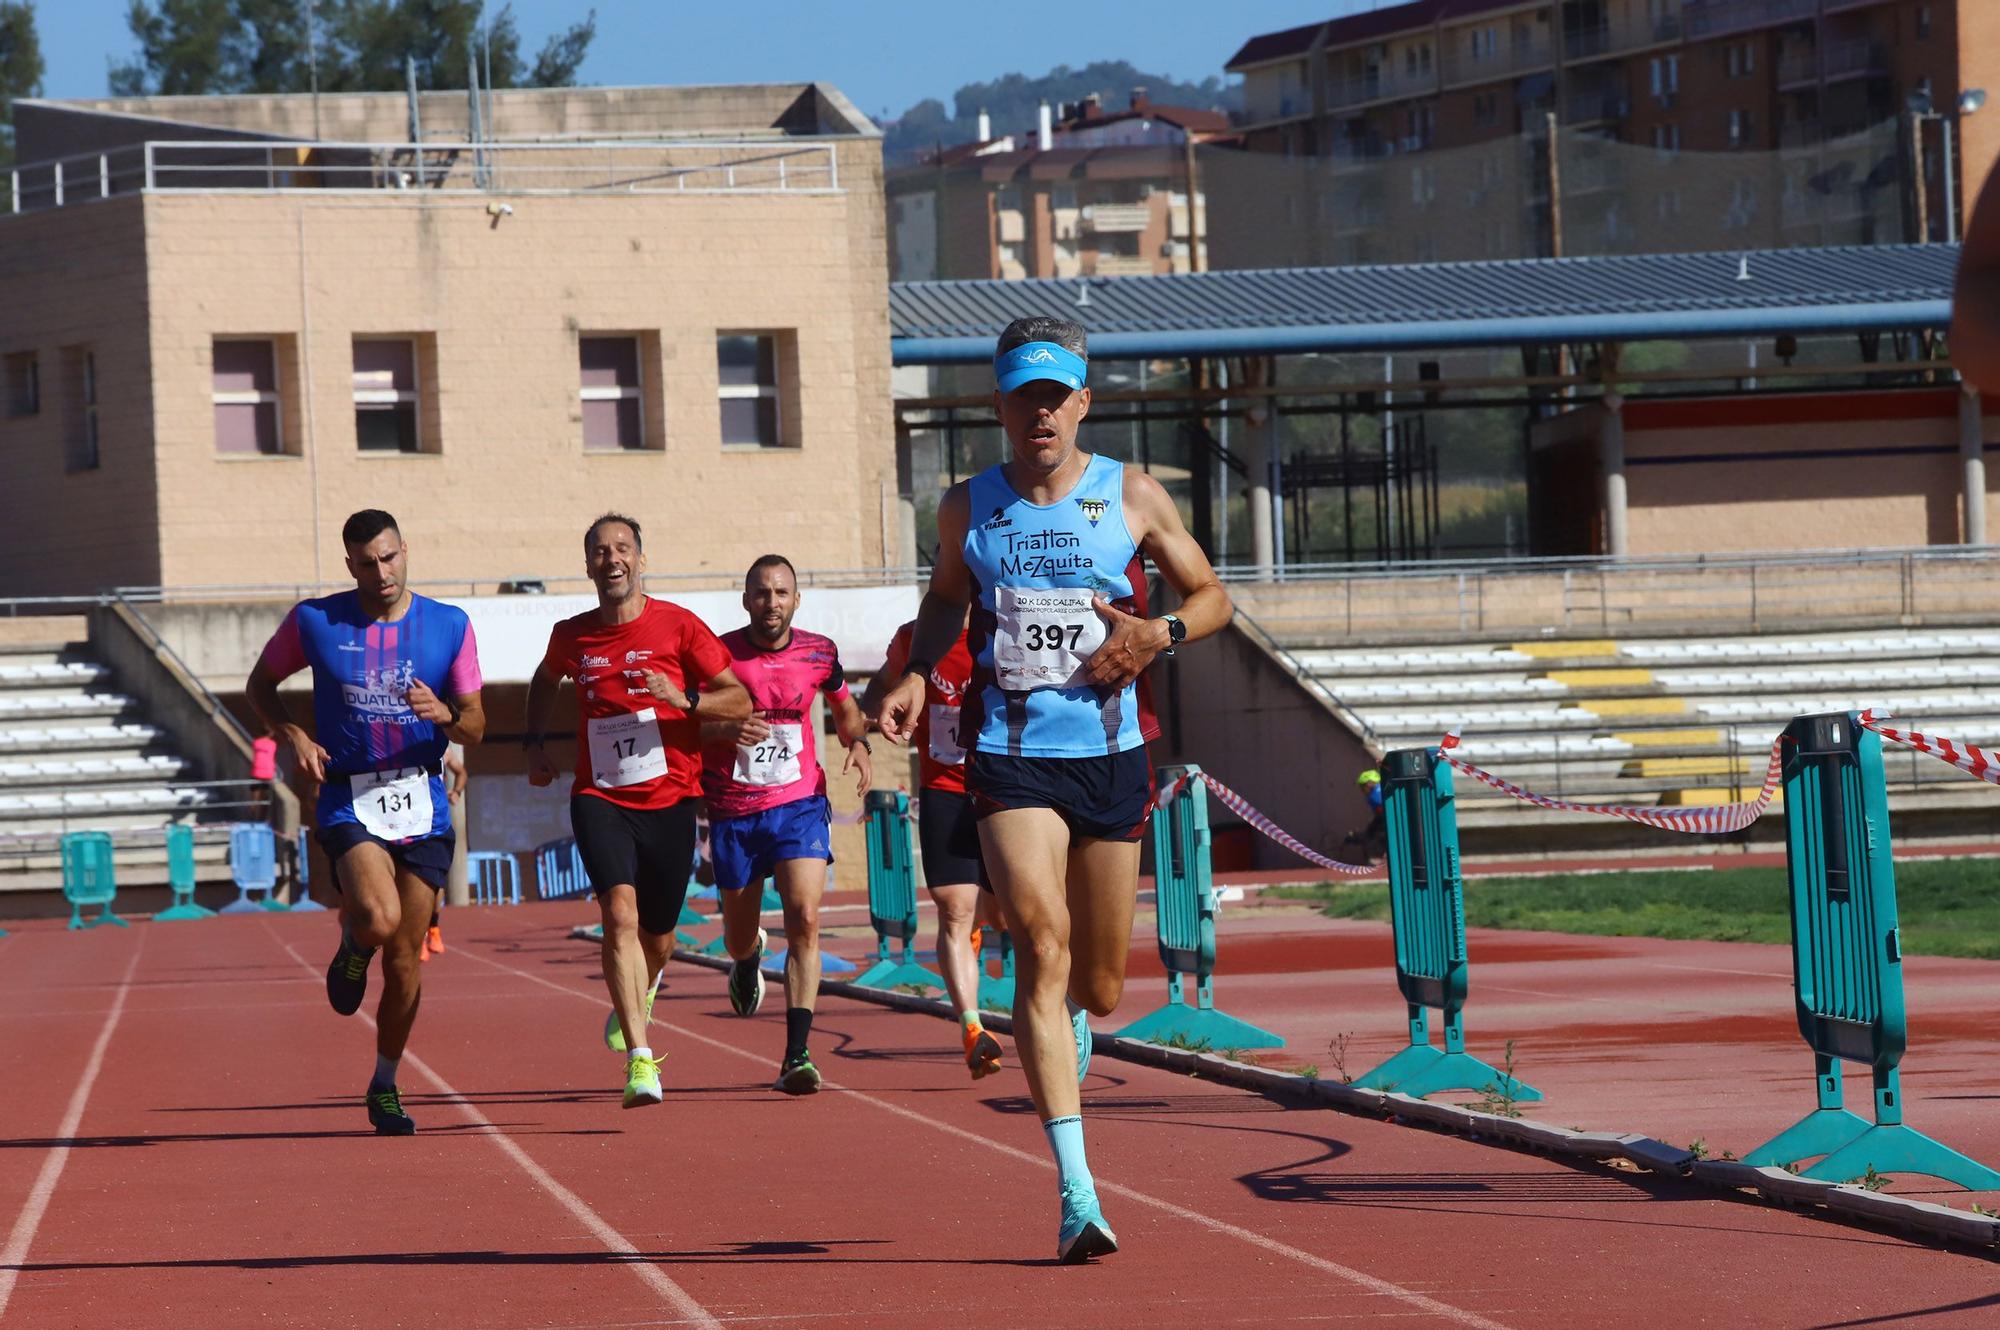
[877,316,1231,1263]
[702,555,873,1095]
[861,608,1006,1079]
[524,513,751,1109]
[246,509,486,1135]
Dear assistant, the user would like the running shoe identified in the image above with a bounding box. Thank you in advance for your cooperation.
[774,1049,821,1095]
[964,1025,1003,1080]
[1071,1001,1093,1084]
[366,1083,416,1136]
[968,924,984,961]
[1056,1179,1118,1264]
[604,975,661,1054]
[426,925,445,955]
[729,927,767,1018]
[326,930,374,1016]
[622,1053,664,1109]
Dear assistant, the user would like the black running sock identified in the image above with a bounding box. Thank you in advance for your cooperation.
[784,1007,814,1060]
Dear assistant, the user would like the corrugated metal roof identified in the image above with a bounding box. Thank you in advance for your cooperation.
[890,245,1959,363]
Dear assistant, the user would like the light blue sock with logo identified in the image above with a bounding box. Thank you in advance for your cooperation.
[1043,1114,1091,1187]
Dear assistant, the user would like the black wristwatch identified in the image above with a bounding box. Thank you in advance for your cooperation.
[1160,614,1187,657]
[683,681,700,715]
[442,696,463,728]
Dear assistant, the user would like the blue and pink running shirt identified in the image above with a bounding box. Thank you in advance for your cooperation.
[258,591,482,841]
[701,627,850,820]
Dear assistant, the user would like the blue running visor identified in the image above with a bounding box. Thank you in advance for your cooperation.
[994,341,1088,394]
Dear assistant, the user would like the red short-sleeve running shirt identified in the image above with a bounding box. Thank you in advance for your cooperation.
[880,621,974,796]
[539,597,731,810]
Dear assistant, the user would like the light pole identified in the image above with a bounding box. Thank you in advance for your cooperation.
[1911,88,1987,243]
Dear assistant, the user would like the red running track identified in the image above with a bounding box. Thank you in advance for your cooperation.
[2,905,1997,1329]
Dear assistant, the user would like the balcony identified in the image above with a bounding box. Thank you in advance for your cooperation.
[1684,0,1817,40]
[1327,60,1438,111]
[1822,39,1890,82]
[1565,89,1631,126]
[1441,37,1554,90]
[1092,255,1157,277]
[1082,203,1152,233]
[1776,44,1817,88]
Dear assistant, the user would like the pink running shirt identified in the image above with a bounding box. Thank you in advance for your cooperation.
[701,627,850,819]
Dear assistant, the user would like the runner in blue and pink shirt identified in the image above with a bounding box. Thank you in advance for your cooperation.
[700,554,873,1095]
[247,509,485,1137]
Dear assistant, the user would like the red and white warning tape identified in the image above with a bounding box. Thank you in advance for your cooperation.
[1155,770,1378,876]
[1435,729,1789,835]
[1858,710,2000,785]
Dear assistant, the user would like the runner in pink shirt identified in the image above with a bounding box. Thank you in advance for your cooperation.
[701,554,873,1094]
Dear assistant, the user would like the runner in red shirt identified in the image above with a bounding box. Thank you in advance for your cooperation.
[862,609,1005,1079]
[701,554,873,1095]
[523,513,750,1109]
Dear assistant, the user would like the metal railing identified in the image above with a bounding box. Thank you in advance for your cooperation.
[0,780,275,856]
[1219,547,2000,642]
[1684,0,1817,40]
[104,564,927,604]
[112,592,255,748]
[5,137,842,219]
[1231,605,1378,744]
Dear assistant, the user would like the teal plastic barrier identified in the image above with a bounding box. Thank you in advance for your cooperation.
[219,823,283,914]
[978,927,1016,1011]
[155,824,215,921]
[1742,711,2000,1188]
[1352,747,1540,1102]
[1114,765,1283,1050]
[855,790,944,991]
[62,831,128,930]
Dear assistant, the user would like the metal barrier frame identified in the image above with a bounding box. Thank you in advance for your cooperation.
[1743,711,2000,1188]
[1115,765,1283,1050]
[1352,747,1541,1101]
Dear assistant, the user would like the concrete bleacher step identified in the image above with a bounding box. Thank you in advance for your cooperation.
[0,693,136,724]
[0,661,112,690]
[0,723,167,753]
[0,838,234,894]
[0,754,191,788]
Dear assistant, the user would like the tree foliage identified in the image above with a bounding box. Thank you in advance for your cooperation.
[0,0,46,167]
[108,1,595,97]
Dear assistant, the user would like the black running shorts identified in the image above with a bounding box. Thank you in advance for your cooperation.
[568,794,699,937]
[918,787,983,888]
[963,747,1155,845]
[317,821,454,891]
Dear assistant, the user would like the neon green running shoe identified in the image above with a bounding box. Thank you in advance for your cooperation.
[604,972,662,1054]
[622,1053,664,1109]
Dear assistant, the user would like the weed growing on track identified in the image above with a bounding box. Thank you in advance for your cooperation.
[1297,1063,1319,1078]
[1470,1040,1526,1118]
[1270,858,2000,958]
[1327,1032,1355,1083]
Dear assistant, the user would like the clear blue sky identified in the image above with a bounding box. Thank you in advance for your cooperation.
[31,0,1389,122]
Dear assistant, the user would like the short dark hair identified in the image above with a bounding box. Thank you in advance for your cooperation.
[341,509,400,547]
[584,512,643,554]
[997,315,1087,359]
[746,553,797,590]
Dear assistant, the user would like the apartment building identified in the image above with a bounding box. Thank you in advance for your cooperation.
[0,84,896,598]
[886,91,1228,282]
[1219,0,1997,264]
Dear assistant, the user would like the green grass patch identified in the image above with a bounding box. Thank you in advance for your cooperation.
[1267,858,2000,959]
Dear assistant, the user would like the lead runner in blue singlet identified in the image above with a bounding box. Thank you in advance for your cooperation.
[247,509,486,1136]
[876,316,1232,1264]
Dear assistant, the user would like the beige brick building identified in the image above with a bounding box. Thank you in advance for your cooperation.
[0,84,898,599]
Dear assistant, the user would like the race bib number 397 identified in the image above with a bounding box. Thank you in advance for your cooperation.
[992,586,1105,691]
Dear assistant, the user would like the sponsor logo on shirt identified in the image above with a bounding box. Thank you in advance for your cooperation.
[341,661,418,719]
[981,506,1014,531]
[582,654,612,668]
[1076,497,1107,525]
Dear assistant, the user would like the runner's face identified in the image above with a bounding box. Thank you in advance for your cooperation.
[586,521,645,603]
[743,564,799,642]
[994,378,1091,475]
[343,531,406,606]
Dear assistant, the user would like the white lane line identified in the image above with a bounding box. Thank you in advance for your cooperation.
[460,945,1514,1330]
[262,928,721,1330]
[0,939,146,1324]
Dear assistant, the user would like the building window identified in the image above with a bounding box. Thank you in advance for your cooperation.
[212,339,283,456]
[1652,123,1681,152]
[1728,108,1753,147]
[63,346,100,472]
[580,335,645,451]
[353,338,421,453]
[717,333,787,448]
[1052,183,1077,211]
[1917,5,1931,39]
[4,352,37,417]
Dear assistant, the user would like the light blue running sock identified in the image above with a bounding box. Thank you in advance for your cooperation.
[1043,1114,1091,1187]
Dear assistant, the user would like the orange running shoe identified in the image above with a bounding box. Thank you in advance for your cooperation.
[963,1023,1003,1080]
[968,925,984,963]
[427,925,445,955]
